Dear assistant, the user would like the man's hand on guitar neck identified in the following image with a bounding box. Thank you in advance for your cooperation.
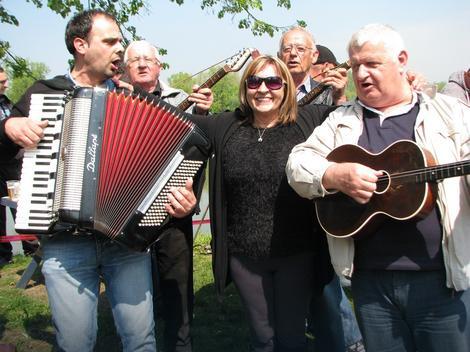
[322,162,383,204]
[4,117,48,149]
[189,84,213,115]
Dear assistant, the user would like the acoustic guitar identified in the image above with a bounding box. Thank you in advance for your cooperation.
[315,140,470,239]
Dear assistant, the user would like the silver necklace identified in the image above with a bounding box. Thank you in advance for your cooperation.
[257,127,268,142]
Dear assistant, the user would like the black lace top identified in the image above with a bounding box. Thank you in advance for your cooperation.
[223,121,318,259]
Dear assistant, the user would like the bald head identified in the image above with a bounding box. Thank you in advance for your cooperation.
[124,40,161,92]
[278,27,319,86]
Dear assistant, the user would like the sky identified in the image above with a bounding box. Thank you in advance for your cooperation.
[1,0,470,83]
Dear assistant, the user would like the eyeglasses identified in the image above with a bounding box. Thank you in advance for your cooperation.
[281,44,313,56]
[246,75,285,90]
[127,56,159,66]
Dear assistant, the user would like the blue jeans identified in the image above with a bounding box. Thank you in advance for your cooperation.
[309,274,362,351]
[41,233,156,352]
[352,270,470,352]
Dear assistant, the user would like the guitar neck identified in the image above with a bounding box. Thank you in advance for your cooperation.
[176,66,228,112]
[416,160,470,183]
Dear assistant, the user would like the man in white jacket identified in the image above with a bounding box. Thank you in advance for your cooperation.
[286,23,470,352]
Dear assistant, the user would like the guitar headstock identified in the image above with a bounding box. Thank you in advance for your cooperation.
[340,60,351,70]
[224,48,259,73]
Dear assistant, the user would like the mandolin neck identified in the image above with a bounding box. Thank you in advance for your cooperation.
[298,61,351,107]
[298,83,328,107]
[176,65,228,112]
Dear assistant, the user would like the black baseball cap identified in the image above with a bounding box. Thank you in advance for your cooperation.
[316,45,339,65]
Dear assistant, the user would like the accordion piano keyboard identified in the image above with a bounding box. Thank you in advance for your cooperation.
[15,93,66,233]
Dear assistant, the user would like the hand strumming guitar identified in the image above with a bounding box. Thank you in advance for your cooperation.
[322,162,383,204]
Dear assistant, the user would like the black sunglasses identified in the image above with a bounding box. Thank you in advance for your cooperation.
[246,75,285,90]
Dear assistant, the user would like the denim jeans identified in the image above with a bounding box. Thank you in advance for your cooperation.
[41,233,156,352]
[309,274,362,351]
[352,270,470,352]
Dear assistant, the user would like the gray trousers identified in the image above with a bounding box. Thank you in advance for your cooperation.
[230,252,315,352]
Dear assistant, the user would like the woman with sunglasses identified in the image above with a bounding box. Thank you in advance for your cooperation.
[189,55,333,351]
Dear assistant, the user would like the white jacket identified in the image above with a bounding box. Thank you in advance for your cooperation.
[286,92,470,291]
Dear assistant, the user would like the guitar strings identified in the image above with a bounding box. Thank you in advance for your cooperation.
[376,159,470,184]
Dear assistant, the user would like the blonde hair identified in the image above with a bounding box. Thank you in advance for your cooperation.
[239,55,297,125]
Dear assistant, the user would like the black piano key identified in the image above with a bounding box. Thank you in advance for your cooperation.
[33,177,49,181]
[31,210,51,214]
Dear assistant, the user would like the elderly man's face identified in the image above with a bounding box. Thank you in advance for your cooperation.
[279,30,318,78]
[350,42,407,109]
[125,45,161,90]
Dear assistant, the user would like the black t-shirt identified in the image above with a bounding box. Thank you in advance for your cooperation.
[223,121,319,259]
[354,104,444,271]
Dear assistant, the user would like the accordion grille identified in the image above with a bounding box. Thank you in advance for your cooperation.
[58,97,92,212]
[94,92,193,239]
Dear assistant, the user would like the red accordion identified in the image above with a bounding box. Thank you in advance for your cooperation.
[15,88,210,251]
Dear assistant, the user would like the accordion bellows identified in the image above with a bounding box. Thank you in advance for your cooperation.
[15,88,210,251]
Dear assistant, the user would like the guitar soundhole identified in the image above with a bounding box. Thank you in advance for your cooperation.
[375,170,390,194]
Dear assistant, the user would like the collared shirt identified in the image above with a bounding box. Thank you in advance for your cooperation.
[358,92,418,125]
[151,82,163,97]
[296,76,334,106]
[296,76,313,101]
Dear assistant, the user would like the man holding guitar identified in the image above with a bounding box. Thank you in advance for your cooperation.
[124,40,214,352]
[286,24,470,352]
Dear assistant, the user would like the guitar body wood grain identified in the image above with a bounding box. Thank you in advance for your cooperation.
[316,140,437,238]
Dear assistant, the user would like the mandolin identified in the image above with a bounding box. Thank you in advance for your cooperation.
[177,48,259,111]
[298,61,351,107]
[315,140,470,239]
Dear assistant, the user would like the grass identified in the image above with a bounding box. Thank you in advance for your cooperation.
[0,235,249,351]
